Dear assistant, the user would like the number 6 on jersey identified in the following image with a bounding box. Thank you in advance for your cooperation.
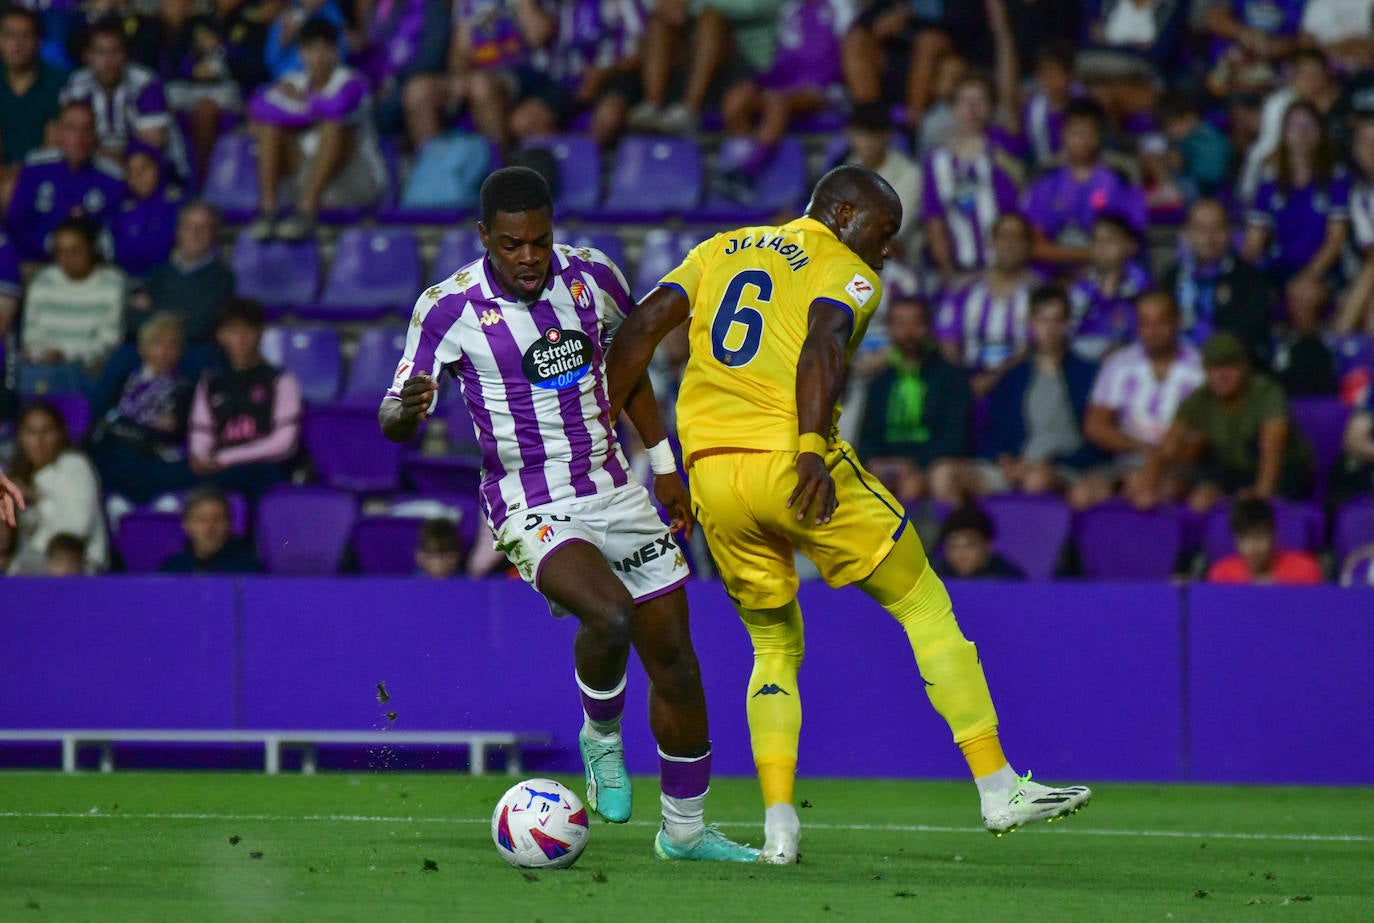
[710,269,773,367]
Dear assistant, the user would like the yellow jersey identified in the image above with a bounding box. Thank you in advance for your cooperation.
[660,217,883,463]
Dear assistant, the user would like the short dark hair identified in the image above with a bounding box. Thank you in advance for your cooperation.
[298,16,339,47]
[940,504,995,544]
[1034,38,1077,74]
[1,5,44,38]
[1229,498,1276,537]
[53,215,99,251]
[1030,284,1069,316]
[1290,47,1329,71]
[46,533,86,559]
[993,210,1032,238]
[418,518,462,554]
[183,486,231,520]
[479,166,553,227]
[888,293,930,323]
[1135,288,1180,319]
[217,297,266,330]
[84,16,127,51]
[1092,211,1140,247]
[59,98,95,122]
[848,101,891,134]
[1063,98,1108,136]
[1159,91,1202,123]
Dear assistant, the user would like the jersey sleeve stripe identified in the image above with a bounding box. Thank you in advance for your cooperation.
[812,296,856,338]
[657,281,691,304]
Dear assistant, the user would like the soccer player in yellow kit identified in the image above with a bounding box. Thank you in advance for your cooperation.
[606,166,1090,864]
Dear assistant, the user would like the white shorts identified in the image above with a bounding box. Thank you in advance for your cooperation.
[493,485,691,616]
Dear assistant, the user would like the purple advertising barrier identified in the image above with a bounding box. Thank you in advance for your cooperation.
[0,577,238,730]
[1188,585,1374,785]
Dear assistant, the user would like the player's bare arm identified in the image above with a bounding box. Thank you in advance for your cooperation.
[620,371,695,539]
[378,372,439,443]
[788,299,850,525]
[605,284,691,420]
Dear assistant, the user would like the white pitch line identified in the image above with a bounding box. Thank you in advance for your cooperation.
[0,812,1369,844]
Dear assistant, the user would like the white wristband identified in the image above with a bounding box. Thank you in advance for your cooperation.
[646,439,677,476]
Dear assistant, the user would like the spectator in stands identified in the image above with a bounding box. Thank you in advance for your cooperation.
[1336,118,1374,336]
[1207,497,1323,585]
[912,50,968,158]
[1201,0,1305,99]
[61,17,186,179]
[360,0,450,137]
[935,211,1038,396]
[401,0,555,150]
[1301,0,1374,72]
[840,102,921,258]
[246,17,386,241]
[1275,274,1338,397]
[5,401,107,574]
[718,0,850,180]
[1073,290,1205,510]
[44,532,86,575]
[1154,91,1232,199]
[415,517,464,579]
[158,485,264,573]
[0,6,65,183]
[0,230,18,343]
[5,100,125,263]
[19,215,125,393]
[628,0,784,136]
[1020,39,1082,171]
[1067,212,1150,361]
[136,202,234,363]
[201,0,270,96]
[1331,373,1374,506]
[857,295,971,506]
[1243,100,1350,291]
[1164,199,1276,369]
[263,0,347,80]
[1078,0,1187,128]
[189,298,301,497]
[920,74,1023,284]
[932,503,1024,580]
[1135,332,1314,513]
[109,142,181,279]
[505,0,644,148]
[87,312,196,504]
[1239,48,1341,201]
[1023,99,1147,270]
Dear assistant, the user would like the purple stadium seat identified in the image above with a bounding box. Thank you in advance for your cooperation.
[232,236,321,312]
[558,230,627,270]
[443,387,480,454]
[259,326,342,404]
[342,326,409,405]
[1200,500,1325,562]
[596,136,702,221]
[114,511,186,573]
[434,228,485,277]
[522,134,600,215]
[34,393,91,441]
[1334,498,1374,565]
[1076,504,1185,579]
[981,494,1071,579]
[633,230,696,299]
[202,133,259,221]
[311,228,422,321]
[698,137,808,223]
[256,485,357,574]
[303,404,404,491]
[404,454,483,496]
[351,515,429,574]
[1288,396,1350,498]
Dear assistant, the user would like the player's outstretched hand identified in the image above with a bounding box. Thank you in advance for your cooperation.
[788,452,837,526]
[653,473,694,541]
[399,372,439,422]
[0,473,25,528]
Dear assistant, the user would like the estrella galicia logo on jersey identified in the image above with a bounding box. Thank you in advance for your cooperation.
[752,684,790,697]
[522,327,593,390]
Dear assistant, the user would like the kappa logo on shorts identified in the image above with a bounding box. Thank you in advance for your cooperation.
[845,273,875,307]
[612,533,676,573]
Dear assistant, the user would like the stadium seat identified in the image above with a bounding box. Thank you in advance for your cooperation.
[698,137,808,224]
[311,228,422,321]
[202,133,259,221]
[434,228,486,279]
[443,387,480,455]
[404,453,483,496]
[632,229,697,299]
[595,136,702,222]
[259,326,342,405]
[1288,396,1350,498]
[231,236,321,313]
[351,515,430,574]
[341,326,409,405]
[1075,504,1185,579]
[1200,500,1325,562]
[558,229,627,270]
[303,404,404,492]
[1333,498,1374,565]
[114,511,186,573]
[34,393,91,442]
[981,494,1071,579]
[522,134,600,215]
[256,485,357,574]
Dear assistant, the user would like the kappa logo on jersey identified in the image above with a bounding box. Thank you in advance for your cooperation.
[569,279,591,309]
[410,307,424,328]
[522,328,593,390]
[844,274,875,307]
[425,285,443,300]
[612,533,677,573]
[453,270,474,289]
[480,308,504,327]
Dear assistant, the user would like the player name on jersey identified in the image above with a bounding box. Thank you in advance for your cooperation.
[721,232,811,272]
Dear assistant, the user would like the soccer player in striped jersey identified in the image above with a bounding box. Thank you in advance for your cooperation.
[606,165,1090,864]
[378,167,757,863]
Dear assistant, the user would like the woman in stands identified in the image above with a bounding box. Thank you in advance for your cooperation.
[1335,118,1374,335]
[5,402,107,574]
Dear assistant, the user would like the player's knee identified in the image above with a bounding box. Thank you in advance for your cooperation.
[586,599,636,651]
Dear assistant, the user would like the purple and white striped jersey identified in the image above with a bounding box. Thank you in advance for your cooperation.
[385,245,633,530]
[920,141,1022,272]
[62,63,187,177]
[935,272,1038,370]
[1349,180,1374,253]
[1088,341,1204,447]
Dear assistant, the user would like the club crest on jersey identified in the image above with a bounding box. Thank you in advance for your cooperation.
[569,279,592,309]
[845,274,874,306]
[522,328,593,390]
[480,308,504,327]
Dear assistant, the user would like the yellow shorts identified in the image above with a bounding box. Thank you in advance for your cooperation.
[688,440,910,610]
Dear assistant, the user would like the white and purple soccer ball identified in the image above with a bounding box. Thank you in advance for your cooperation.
[491,778,590,869]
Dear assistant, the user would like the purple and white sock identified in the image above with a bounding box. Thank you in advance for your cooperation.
[659,745,711,844]
[576,672,626,739]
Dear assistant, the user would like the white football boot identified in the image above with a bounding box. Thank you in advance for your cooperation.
[981,771,1091,836]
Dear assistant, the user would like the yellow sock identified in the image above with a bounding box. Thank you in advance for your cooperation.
[738,601,804,808]
[959,731,1008,779]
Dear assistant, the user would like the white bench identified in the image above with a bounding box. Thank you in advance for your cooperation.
[0,729,551,775]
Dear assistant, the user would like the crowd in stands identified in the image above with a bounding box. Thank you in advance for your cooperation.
[0,0,1373,585]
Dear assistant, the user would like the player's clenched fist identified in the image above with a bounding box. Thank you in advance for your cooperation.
[397,372,439,421]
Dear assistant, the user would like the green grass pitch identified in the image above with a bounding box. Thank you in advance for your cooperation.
[2,772,1370,922]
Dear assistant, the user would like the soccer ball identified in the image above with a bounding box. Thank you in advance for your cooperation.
[491,778,590,869]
